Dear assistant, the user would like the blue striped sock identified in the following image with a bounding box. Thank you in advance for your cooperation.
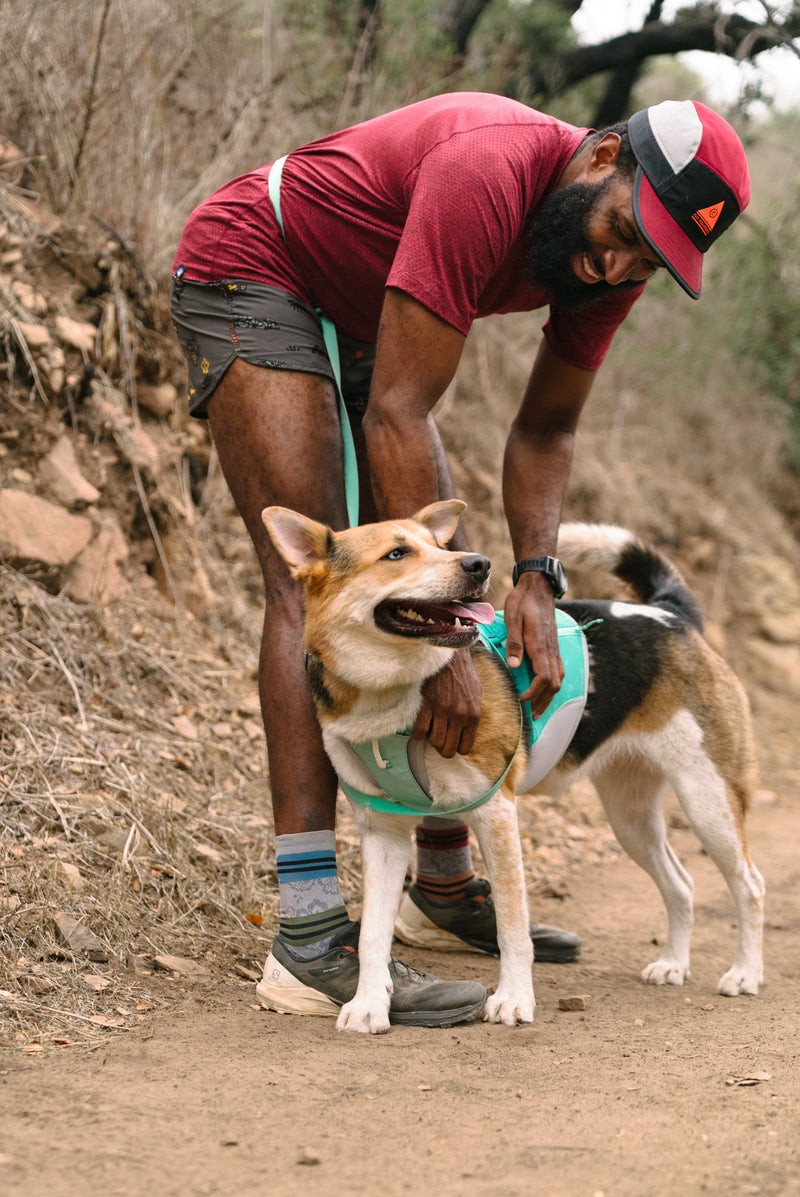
[275,830,350,959]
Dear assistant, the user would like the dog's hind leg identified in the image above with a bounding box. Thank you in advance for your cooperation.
[468,796,535,1025]
[593,755,696,987]
[336,808,412,1034]
[650,715,764,996]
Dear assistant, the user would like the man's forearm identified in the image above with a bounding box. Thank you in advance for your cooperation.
[502,422,575,561]
[502,339,596,562]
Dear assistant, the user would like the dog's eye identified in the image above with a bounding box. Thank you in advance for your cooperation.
[383,547,409,561]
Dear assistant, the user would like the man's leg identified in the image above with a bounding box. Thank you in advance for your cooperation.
[205,359,485,1020]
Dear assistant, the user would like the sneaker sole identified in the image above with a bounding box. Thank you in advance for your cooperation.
[388,996,486,1028]
[256,952,342,1017]
[395,908,581,963]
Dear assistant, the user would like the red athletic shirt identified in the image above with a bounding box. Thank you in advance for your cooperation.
[173,92,643,371]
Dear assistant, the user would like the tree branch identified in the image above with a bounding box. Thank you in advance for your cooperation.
[524,12,799,103]
[437,0,493,56]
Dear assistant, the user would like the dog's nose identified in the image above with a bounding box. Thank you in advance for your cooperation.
[459,554,491,583]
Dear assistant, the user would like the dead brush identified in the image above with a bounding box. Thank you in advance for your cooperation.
[0,563,365,1048]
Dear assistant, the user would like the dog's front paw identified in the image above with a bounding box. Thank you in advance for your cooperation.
[336,997,391,1035]
[641,958,689,987]
[484,989,535,1027]
[717,965,761,997]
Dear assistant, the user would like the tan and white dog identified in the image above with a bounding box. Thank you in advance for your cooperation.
[263,500,765,1034]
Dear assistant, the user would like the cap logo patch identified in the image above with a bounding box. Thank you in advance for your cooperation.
[691,201,725,236]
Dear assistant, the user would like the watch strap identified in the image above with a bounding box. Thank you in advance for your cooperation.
[511,556,567,597]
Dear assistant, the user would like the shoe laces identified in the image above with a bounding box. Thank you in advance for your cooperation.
[388,956,433,983]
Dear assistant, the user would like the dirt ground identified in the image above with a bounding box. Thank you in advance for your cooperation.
[1,793,798,1197]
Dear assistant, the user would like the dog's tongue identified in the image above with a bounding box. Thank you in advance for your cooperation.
[440,600,495,625]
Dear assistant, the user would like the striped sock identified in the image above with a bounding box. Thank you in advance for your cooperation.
[275,830,350,959]
[414,818,475,904]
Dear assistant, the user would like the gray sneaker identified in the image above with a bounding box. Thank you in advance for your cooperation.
[256,921,486,1027]
[395,879,582,962]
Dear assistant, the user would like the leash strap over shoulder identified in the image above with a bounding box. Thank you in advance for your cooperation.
[267,155,359,529]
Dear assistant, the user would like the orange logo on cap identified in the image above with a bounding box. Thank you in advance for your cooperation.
[691,201,725,236]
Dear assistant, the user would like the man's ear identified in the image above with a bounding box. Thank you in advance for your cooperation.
[413,499,467,545]
[588,131,623,177]
[262,506,332,578]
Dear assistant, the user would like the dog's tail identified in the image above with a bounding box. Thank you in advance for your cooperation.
[557,523,704,632]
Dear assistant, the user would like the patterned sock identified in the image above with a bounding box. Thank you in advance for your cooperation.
[275,830,350,959]
[414,817,475,904]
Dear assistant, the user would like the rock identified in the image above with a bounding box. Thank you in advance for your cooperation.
[39,435,101,506]
[744,637,800,698]
[738,553,800,630]
[758,610,800,646]
[153,955,211,980]
[57,862,85,890]
[172,714,198,740]
[54,314,96,354]
[126,953,155,975]
[11,280,48,316]
[62,513,129,603]
[20,975,57,995]
[15,320,51,350]
[137,382,177,419]
[83,974,111,991]
[0,489,92,567]
[558,994,592,1012]
[53,912,108,962]
[0,136,25,185]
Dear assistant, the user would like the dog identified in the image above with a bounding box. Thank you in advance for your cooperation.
[262,500,765,1033]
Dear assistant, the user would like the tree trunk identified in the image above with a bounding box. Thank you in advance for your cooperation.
[592,0,663,127]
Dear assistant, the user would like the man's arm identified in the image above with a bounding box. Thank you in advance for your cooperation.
[362,287,466,519]
[502,338,597,718]
[362,287,480,757]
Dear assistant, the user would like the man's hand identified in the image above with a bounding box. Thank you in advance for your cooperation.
[503,571,564,719]
[413,649,482,758]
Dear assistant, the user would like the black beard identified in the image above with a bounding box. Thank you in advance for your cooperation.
[524,177,642,310]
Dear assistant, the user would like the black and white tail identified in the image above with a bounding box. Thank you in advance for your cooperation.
[557,523,704,632]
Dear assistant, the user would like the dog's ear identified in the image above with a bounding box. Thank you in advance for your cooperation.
[262,506,332,578]
[413,499,467,545]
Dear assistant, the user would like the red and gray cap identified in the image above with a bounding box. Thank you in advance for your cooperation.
[628,99,750,299]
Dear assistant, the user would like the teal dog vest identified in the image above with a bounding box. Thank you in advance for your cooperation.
[339,609,589,817]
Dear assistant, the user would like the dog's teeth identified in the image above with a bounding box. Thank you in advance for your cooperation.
[454,617,462,627]
[426,618,434,624]
[398,607,424,622]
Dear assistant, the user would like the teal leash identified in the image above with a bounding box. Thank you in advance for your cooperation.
[267,155,360,528]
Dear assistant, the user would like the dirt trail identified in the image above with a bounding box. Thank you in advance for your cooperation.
[2,794,799,1197]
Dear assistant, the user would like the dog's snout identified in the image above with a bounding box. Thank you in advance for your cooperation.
[460,554,491,583]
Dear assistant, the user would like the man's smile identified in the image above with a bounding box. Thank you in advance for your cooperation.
[573,249,604,285]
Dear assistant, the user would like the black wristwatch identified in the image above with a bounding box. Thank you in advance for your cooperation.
[511,556,568,598]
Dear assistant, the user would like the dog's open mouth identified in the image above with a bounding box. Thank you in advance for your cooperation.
[374,598,495,642]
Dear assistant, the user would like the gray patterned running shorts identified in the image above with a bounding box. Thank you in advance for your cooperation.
[170,274,376,423]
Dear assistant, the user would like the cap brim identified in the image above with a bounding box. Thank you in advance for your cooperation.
[633,169,703,300]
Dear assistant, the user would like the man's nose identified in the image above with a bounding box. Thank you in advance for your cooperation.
[602,246,639,285]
